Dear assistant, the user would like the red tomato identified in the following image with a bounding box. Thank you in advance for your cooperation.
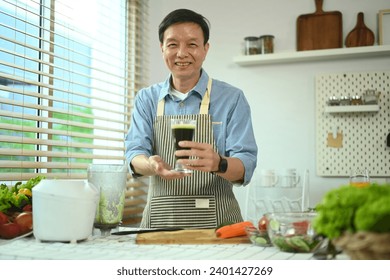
[0,212,9,225]
[292,220,309,235]
[22,204,32,212]
[14,212,33,234]
[258,215,268,232]
[0,223,21,239]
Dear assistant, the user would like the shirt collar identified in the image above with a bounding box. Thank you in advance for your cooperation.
[158,69,209,101]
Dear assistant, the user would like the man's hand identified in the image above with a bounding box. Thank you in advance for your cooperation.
[148,155,190,180]
[175,141,220,172]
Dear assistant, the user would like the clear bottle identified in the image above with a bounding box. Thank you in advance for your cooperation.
[244,36,260,55]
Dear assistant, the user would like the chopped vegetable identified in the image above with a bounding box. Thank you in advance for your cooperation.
[313,183,390,239]
[215,221,254,239]
[271,234,321,253]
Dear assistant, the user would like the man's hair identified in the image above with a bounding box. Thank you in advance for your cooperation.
[158,9,210,45]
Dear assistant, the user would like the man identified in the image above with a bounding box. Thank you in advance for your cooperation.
[125,9,257,228]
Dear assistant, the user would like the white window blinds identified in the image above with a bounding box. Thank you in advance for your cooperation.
[0,0,149,225]
[0,0,149,180]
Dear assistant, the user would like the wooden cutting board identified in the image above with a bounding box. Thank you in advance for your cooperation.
[297,0,342,51]
[136,229,251,244]
[345,12,375,47]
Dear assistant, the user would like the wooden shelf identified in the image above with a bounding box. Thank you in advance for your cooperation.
[324,104,380,113]
[233,45,390,66]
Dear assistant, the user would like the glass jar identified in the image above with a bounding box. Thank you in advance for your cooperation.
[351,95,363,105]
[259,35,274,54]
[339,95,351,106]
[327,96,340,106]
[244,36,260,55]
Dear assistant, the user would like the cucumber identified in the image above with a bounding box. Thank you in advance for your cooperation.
[272,235,294,252]
[254,236,268,245]
[289,236,311,252]
[269,219,280,231]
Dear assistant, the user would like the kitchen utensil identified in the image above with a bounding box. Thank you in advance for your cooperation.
[111,227,183,235]
[88,163,127,236]
[32,179,99,243]
[345,12,375,47]
[297,0,342,51]
[136,229,251,244]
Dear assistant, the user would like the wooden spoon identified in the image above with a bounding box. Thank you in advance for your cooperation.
[345,12,375,47]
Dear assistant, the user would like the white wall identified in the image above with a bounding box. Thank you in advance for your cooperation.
[147,0,390,212]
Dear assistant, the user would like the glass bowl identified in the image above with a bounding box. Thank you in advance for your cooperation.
[245,226,272,247]
[265,212,323,253]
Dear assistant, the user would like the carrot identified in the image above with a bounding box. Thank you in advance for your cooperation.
[215,221,254,239]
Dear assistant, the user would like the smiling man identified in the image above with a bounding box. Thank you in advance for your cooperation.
[125,9,258,229]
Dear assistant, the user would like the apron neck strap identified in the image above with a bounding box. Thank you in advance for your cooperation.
[199,78,212,115]
[157,78,212,116]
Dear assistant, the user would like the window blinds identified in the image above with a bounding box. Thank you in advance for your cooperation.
[0,0,149,181]
[0,0,149,225]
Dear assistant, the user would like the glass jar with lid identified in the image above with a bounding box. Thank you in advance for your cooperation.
[244,36,260,55]
[259,35,274,54]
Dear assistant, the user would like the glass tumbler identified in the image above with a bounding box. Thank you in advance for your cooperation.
[171,119,196,173]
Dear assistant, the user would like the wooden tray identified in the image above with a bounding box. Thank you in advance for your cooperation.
[136,229,251,244]
[297,0,342,51]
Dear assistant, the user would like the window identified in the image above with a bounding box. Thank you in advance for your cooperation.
[0,0,149,225]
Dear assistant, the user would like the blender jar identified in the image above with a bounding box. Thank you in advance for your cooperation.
[88,163,127,235]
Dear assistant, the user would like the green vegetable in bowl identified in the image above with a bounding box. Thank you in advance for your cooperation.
[271,234,321,253]
[313,183,390,240]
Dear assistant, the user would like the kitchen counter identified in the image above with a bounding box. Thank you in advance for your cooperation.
[0,228,349,260]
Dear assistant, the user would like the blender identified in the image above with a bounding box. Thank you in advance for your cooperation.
[87,163,127,236]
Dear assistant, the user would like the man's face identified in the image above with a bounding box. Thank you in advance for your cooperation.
[161,22,209,82]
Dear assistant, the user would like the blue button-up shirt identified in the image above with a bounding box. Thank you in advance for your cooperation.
[125,70,258,185]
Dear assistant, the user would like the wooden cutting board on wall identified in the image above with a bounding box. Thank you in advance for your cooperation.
[136,229,251,244]
[345,12,375,47]
[297,0,342,51]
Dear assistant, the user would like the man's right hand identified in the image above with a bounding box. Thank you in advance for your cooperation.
[148,155,190,180]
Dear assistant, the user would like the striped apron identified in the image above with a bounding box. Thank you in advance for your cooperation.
[140,79,243,228]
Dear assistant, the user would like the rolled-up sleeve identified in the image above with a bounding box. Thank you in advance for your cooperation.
[226,93,258,185]
[124,89,156,172]
[210,82,258,186]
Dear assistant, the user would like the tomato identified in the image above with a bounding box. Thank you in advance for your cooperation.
[22,204,32,212]
[0,223,21,239]
[0,212,9,225]
[14,212,33,234]
[258,215,268,232]
[292,220,309,235]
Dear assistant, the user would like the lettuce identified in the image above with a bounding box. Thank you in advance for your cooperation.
[0,175,44,213]
[313,184,390,239]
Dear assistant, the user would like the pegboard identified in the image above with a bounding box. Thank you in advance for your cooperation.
[316,71,390,177]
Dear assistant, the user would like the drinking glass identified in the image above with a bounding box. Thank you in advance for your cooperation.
[349,168,370,188]
[171,119,196,173]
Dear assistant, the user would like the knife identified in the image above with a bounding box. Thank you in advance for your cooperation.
[111,227,184,235]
